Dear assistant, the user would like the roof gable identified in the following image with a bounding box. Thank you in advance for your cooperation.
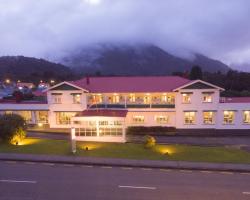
[47,81,88,92]
[174,80,224,91]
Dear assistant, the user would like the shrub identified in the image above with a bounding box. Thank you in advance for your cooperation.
[126,126,176,135]
[144,135,156,149]
[0,114,26,144]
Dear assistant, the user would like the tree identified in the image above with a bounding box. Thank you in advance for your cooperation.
[0,114,26,144]
[189,65,203,80]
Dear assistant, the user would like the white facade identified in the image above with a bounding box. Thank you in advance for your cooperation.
[1,78,250,142]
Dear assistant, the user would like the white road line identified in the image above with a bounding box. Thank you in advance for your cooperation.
[240,173,250,176]
[179,170,192,173]
[119,185,156,190]
[0,179,37,184]
[121,167,133,170]
[159,169,172,172]
[42,163,55,166]
[220,171,234,175]
[242,192,250,195]
[141,168,152,171]
[200,170,213,174]
[82,165,93,168]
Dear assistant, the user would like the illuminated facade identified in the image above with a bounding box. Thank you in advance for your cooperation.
[1,76,250,142]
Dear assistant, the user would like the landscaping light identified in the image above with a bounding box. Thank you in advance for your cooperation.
[5,79,10,84]
[38,123,43,127]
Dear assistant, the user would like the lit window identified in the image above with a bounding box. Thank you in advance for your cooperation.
[182,93,191,103]
[112,94,120,103]
[99,121,109,126]
[161,94,174,104]
[56,112,78,125]
[155,116,168,124]
[203,111,215,124]
[184,112,196,124]
[203,93,213,103]
[73,94,81,104]
[223,111,235,124]
[144,95,151,104]
[243,111,250,124]
[53,95,62,104]
[129,94,136,103]
[91,94,103,104]
[132,116,145,124]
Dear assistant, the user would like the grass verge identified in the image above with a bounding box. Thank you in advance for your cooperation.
[0,138,250,164]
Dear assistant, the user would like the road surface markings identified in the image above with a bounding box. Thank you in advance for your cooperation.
[220,171,234,175]
[24,162,35,165]
[179,170,193,173]
[42,162,55,166]
[159,169,172,172]
[141,168,152,171]
[200,170,213,174]
[63,164,74,167]
[240,173,250,176]
[0,179,37,184]
[242,192,250,195]
[119,185,156,190]
[82,165,93,168]
[101,166,113,169]
[121,167,133,170]
[4,161,17,164]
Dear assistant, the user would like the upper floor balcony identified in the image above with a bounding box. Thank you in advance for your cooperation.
[87,93,175,109]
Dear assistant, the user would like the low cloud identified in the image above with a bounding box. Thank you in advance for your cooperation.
[1,0,250,67]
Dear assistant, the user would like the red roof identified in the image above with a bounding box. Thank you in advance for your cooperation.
[220,97,250,103]
[71,76,190,93]
[0,99,47,104]
[76,109,128,117]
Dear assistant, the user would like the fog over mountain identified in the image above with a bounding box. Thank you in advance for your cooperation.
[1,0,250,71]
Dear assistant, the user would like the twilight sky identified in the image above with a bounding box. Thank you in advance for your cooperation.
[1,0,250,69]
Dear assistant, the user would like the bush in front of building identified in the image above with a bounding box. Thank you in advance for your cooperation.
[144,135,156,149]
[126,126,176,136]
[0,114,26,145]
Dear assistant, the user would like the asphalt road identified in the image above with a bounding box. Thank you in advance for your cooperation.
[1,161,250,200]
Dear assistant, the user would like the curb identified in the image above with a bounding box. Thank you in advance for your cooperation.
[1,153,250,173]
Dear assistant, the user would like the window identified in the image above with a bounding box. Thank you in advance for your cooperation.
[203,93,213,103]
[16,111,32,123]
[129,94,136,103]
[36,111,48,124]
[243,111,250,124]
[223,111,235,124]
[53,95,62,104]
[132,116,145,124]
[161,94,174,104]
[184,112,196,124]
[182,93,191,103]
[91,94,103,104]
[203,111,215,124]
[112,94,120,103]
[155,116,168,124]
[143,95,151,104]
[72,94,81,104]
[99,121,108,126]
[56,112,78,125]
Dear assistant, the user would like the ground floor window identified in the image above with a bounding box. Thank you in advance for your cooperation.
[155,115,168,124]
[132,116,145,124]
[243,111,250,124]
[36,111,48,124]
[184,112,196,124]
[99,127,123,136]
[223,111,235,124]
[203,111,215,124]
[16,111,32,123]
[56,112,78,125]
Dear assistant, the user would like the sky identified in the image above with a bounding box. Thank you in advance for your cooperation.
[1,0,250,69]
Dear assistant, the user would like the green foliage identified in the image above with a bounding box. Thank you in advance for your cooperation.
[0,114,26,144]
[126,126,176,135]
[189,65,203,80]
[144,135,156,149]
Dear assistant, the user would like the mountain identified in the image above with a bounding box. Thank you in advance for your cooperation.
[230,63,250,72]
[0,56,74,83]
[62,44,230,76]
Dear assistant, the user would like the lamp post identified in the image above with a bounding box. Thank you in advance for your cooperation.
[71,127,76,154]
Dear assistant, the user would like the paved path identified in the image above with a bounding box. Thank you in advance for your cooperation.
[1,161,250,200]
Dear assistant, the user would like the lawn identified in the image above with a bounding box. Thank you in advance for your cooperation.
[0,138,250,164]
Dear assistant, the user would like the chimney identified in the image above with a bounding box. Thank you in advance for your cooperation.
[86,76,90,85]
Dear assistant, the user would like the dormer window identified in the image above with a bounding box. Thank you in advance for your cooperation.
[182,93,192,104]
[203,92,213,103]
[72,93,81,104]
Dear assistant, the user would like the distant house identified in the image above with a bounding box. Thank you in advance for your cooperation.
[17,82,35,89]
[0,76,250,142]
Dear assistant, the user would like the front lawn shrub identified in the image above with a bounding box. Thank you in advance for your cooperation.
[0,114,26,144]
[144,135,156,149]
